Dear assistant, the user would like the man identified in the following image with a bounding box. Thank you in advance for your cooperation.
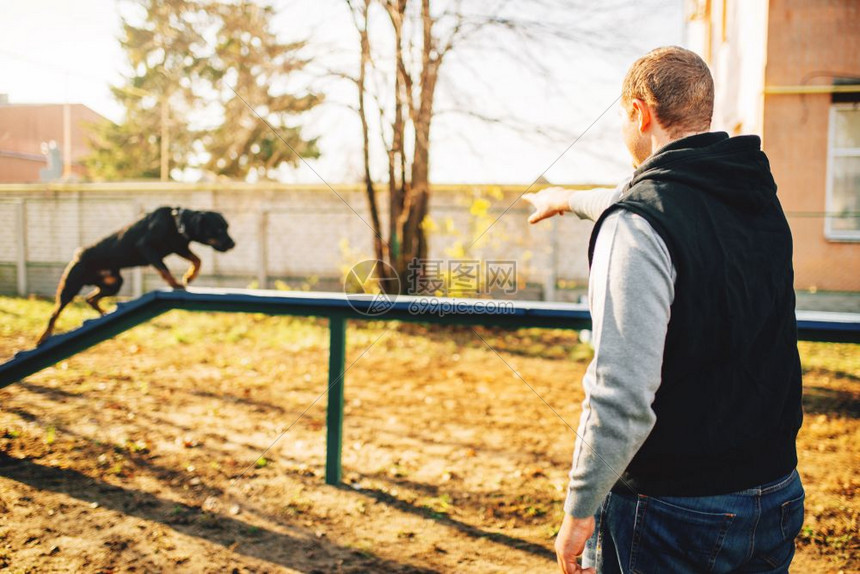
[524,46,804,573]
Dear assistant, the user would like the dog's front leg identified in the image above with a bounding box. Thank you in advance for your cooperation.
[177,249,201,286]
[156,269,184,289]
[136,241,184,289]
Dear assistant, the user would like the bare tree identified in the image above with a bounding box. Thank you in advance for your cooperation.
[351,0,387,266]
[340,0,645,292]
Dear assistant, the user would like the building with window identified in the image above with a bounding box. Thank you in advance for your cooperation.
[687,0,859,291]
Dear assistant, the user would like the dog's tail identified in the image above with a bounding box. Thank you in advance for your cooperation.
[37,249,88,346]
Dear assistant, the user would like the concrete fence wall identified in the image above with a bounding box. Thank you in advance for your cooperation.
[0,182,607,301]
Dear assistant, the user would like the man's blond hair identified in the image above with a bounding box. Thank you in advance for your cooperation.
[622,46,714,137]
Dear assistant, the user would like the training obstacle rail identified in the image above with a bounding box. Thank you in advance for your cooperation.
[1,287,859,484]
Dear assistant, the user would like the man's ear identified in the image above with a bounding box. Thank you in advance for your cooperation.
[632,99,652,133]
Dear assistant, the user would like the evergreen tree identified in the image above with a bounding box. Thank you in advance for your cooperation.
[87,0,320,181]
[87,0,207,180]
[201,1,321,179]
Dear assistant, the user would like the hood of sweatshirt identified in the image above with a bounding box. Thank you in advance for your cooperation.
[627,132,778,212]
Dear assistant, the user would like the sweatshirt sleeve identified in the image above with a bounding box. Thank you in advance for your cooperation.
[567,178,629,221]
[563,210,675,518]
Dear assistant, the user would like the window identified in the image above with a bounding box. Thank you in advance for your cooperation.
[826,104,860,241]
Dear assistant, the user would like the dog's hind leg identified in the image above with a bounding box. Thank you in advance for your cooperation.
[37,306,66,346]
[83,287,106,315]
[85,270,123,315]
[37,256,88,346]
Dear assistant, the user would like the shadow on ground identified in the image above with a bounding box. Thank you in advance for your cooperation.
[0,455,436,573]
[802,385,860,419]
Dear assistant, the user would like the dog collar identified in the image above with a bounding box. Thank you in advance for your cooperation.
[171,207,190,239]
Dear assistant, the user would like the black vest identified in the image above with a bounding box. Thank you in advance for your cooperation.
[589,132,803,496]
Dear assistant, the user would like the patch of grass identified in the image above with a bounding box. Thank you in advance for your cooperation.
[44,426,55,446]
[798,341,860,378]
[282,497,313,518]
[421,493,454,517]
[523,505,547,518]
[125,440,149,454]
[348,540,376,558]
[0,297,98,340]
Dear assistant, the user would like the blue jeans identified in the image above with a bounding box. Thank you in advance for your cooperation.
[583,469,805,573]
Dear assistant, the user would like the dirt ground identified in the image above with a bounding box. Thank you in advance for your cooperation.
[0,296,857,573]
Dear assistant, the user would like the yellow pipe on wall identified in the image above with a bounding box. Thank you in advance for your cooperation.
[764,84,860,95]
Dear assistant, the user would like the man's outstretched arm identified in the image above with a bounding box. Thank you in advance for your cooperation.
[523,179,628,224]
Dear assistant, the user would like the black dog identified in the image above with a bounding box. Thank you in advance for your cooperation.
[37,207,235,346]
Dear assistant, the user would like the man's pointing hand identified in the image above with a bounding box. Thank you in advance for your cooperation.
[522,186,574,224]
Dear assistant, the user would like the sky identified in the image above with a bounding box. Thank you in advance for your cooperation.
[0,0,685,185]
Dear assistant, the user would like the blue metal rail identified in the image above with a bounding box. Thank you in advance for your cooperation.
[1,287,858,484]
